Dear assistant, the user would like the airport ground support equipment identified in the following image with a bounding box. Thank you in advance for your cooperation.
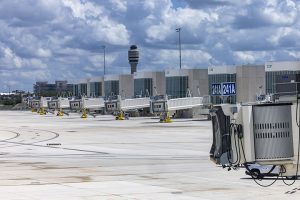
[209,95,300,187]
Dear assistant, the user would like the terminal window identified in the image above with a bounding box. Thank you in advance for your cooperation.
[166,76,188,98]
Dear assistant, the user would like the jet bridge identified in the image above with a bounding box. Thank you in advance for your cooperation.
[40,97,52,109]
[29,97,52,115]
[121,97,151,111]
[150,95,205,122]
[69,97,105,111]
[69,99,82,111]
[82,97,105,110]
[105,95,151,120]
[29,99,40,111]
[150,95,204,113]
[48,97,71,110]
[70,97,105,118]
[105,95,150,113]
[48,97,72,116]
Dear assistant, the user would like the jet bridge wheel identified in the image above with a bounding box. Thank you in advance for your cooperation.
[115,116,124,120]
[285,176,297,180]
[159,112,172,123]
[250,169,263,179]
[81,109,87,118]
[115,111,126,120]
[38,108,46,115]
[57,110,64,116]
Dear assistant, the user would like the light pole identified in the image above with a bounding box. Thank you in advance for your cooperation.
[176,27,182,69]
[102,45,106,75]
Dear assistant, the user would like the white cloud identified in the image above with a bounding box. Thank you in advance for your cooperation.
[62,0,103,19]
[1,47,23,68]
[233,51,272,64]
[61,0,130,46]
[263,0,297,26]
[36,48,52,58]
[234,51,256,63]
[0,45,48,70]
[110,0,127,12]
[88,53,117,67]
[19,70,50,81]
[27,58,47,69]
[143,0,171,11]
[149,49,212,68]
[92,18,130,45]
[146,6,218,42]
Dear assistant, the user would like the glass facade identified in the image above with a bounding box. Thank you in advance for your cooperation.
[104,80,119,97]
[34,81,72,96]
[166,76,188,98]
[134,78,153,97]
[266,71,300,94]
[74,84,87,96]
[80,83,87,96]
[90,82,102,97]
[74,84,79,97]
[208,74,236,104]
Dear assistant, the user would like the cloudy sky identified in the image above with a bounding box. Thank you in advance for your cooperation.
[0,0,300,92]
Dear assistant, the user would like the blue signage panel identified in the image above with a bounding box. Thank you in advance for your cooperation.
[222,82,236,96]
[211,83,222,96]
[211,82,236,96]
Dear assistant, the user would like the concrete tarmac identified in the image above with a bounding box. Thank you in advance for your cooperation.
[0,111,299,199]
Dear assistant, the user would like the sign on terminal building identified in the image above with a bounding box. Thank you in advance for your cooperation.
[212,82,236,96]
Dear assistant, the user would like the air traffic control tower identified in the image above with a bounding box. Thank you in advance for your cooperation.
[128,45,139,74]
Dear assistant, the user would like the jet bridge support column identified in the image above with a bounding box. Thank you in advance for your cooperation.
[150,95,172,123]
[160,111,172,123]
[104,96,126,120]
[57,108,64,116]
[115,111,125,120]
[38,107,46,115]
[81,109,87,118]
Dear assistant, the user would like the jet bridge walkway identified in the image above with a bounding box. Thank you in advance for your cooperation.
[69,97,105,111]
[48,97,71,110]
[29,97,52,115]
[69,97,105,118]
[82,97,105,110]
[150,96,204,113]
[105,96,150,112]
[47,97,73,116]
[150,95,210,122]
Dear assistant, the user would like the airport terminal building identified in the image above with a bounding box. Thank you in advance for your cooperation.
[42,61,300,105]
[71,68,209,99]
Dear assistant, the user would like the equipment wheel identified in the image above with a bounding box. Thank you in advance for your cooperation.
[251,169,263,179]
